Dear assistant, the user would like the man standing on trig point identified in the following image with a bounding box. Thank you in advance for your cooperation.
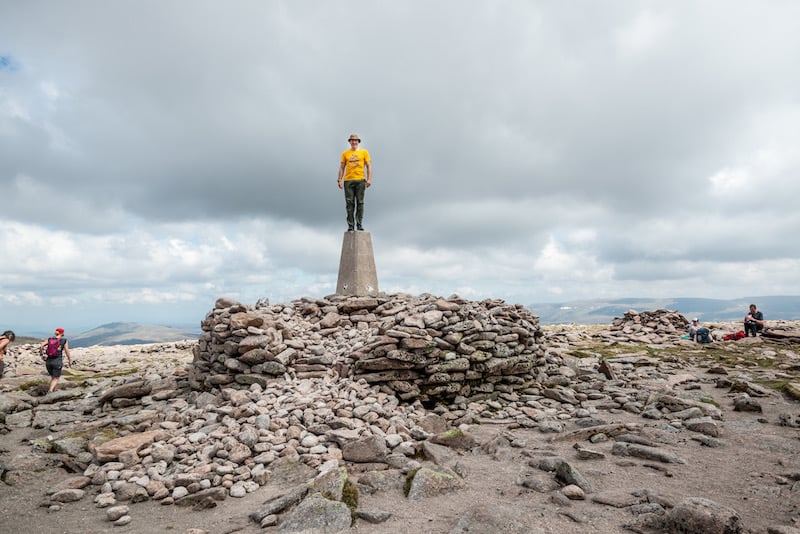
[337,133,372,232]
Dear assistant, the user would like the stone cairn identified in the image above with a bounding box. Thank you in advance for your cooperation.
[190,293,545,405]
[593,309,690,344]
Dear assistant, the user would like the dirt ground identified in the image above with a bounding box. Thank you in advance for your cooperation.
[1,340,800,534]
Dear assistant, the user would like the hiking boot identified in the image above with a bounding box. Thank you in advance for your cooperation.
[356,224,364,231]
[347,225,354,232]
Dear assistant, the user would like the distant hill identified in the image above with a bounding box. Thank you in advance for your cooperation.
[69,322,197,348]
[12,335,42,345]
[529,296,800,325]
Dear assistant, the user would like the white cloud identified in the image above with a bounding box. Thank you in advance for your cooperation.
[0,291,43,305]
[615,10,672,58]
[534,235,611,283]
[101,288,198,305]
[0,92,30,122]
[546,286,564,296]
[40,81,62,102]
[709,104,800,198]
[709,167,749,194]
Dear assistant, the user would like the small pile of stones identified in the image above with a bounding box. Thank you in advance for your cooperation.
[595,309,689,344]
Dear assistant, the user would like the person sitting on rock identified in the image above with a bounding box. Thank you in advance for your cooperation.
[0,330,15,378]
[743,304,765,337]
[688,318,700,340]
[689,319,712,343]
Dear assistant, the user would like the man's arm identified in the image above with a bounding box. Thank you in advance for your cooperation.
[337,163,345,189]
[63,341,72,366]
[365,161,372,187]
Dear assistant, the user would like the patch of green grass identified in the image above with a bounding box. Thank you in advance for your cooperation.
[753,379,790,392]
[686,344,786,369]
[18,379,47,391]
[698,397,720,408]
[569,350,600,359]
[65,427,120,441]
[85,427,124,448]
[31,438,55,453]
[439,428,465,440]
[341,478,359,523]
[64,367,139,382]
[729,381,750,393]
[566,342,674,363]
[565,339,795,378]
[404,467,422,497]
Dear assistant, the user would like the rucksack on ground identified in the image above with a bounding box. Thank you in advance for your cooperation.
[696,327,712,344]
[45,337,63,358]
[723,330,747,341]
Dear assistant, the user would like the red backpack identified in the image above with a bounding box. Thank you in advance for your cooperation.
[45,337,63,359]
[723,330,747,341]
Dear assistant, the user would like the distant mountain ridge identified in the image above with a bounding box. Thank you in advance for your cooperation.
[529,296,800,325]
[69,322,197,348]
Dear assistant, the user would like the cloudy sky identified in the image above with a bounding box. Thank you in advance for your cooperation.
[2,2,799,334]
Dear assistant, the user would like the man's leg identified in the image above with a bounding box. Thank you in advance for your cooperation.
[344,182,356,230]
[46,359,62,392]
[354,180,366,229]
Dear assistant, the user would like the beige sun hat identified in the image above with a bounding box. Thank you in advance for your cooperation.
[348,134,361,142]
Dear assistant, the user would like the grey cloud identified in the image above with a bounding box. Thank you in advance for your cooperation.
[8,2,798,229]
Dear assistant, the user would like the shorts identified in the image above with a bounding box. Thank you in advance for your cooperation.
[46,357,63,378]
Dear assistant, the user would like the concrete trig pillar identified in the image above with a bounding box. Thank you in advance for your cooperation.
[336,231,379,296]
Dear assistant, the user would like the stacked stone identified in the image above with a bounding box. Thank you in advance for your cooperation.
[596,309,689,344]
[190,294,545,405]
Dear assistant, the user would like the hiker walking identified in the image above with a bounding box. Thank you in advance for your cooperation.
[39,327,72,392]
[337,133,372,232]
[0,330,15,378]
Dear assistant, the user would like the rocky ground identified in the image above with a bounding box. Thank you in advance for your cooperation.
[1,307,799,534]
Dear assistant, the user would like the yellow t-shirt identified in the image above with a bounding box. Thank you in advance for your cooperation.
[341,149,371,181]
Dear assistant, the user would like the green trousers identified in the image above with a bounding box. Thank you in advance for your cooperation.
[344,180,366,227]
